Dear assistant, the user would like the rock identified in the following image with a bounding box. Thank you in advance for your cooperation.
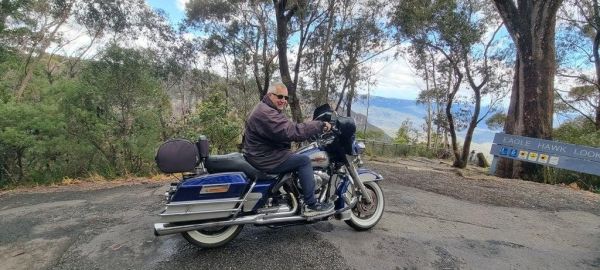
[476,153,489,168]
[568,182,580,190]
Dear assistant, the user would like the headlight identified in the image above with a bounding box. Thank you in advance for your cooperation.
[355,142,366,154]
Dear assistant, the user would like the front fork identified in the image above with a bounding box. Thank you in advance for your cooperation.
[345,157,373,204]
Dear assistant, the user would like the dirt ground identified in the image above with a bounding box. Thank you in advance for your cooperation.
[368,157,600,216]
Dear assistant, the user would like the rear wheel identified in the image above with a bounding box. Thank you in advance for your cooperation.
[344,181,384,231]
[181,225,244,248]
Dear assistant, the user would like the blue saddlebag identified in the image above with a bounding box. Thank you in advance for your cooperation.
[160,172,249,223]
[171,172,248,201]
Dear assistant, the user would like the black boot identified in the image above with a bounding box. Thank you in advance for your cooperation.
[303,202,334,217]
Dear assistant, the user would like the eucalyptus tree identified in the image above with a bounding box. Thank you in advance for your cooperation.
[148,28,202,137]
[392,0,507,168]
[3,0,161,100]
[306,0,338,106]
[555,0,600,130]
[491,0,563,179]
[10,0,76,99]
[332,0,388,117]
[411,45,451,149]
[394,119,418,144]
[186,0,278,103]
[274,0,331,122]
[62,44,167,176]
[0,0,30,50]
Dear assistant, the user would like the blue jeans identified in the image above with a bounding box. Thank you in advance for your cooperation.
[267,154,316,206]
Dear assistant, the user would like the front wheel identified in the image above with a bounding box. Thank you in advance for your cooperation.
[181,225,244,248]
[345,181,384,231]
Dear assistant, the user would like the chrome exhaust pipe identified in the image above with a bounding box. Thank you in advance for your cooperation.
[155,194,300,236]
[154,215,305,236]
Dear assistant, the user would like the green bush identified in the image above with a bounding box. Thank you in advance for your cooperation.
[362,140,440,159]
[551,117,600,192]
[181,90,242,154]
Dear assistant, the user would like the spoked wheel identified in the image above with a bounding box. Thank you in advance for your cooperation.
[181,225,244,248]
[344,181,385,231]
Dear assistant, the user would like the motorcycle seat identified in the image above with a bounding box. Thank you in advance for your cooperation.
[204,153,276,180]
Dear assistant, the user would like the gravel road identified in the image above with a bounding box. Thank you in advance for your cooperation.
[1,159,598,270]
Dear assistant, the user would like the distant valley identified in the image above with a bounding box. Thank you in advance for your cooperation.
[351,96,499,155]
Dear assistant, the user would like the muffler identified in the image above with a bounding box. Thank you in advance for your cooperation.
[154,214,305,236]
[155,196,300,236]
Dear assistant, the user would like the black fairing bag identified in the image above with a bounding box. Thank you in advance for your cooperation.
[155,139,199,173]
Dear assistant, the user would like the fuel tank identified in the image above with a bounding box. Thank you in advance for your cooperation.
[297,142,330,168]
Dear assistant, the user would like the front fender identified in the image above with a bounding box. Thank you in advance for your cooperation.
[357,168,383,182]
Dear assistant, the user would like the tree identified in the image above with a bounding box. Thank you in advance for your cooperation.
[552,116,600,190]
[394,119,417,144]
[186,0,279,100]
[186,91,243,154]
[3,0,166,100]
[273,0,304,122]
[556,0,600,130]
[335,1,387,117]
[492,0,563,179]
[392,0,507,168]
[486,112,507,130]
[62,44,167,176]
[309,0,337,106]
[0,100,65,184]
[412,46,449,149]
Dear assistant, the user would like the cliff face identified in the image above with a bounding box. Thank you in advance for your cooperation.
[350,111,392,142]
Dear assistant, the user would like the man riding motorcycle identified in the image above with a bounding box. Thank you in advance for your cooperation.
[243,82,334,216]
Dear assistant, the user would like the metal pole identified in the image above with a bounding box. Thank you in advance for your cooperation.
[489,156,498,175]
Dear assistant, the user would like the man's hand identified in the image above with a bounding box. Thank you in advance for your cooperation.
[323,122,332,132]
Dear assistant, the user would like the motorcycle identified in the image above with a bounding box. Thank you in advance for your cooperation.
[153,108,384,248]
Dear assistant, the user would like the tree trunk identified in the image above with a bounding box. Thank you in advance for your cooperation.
[291,6,315,108]
[335,76,349,112]
[260,21,271,98]
[593,6,600,130]
[16,1,73,100]
[364,84,371,136]
[346,82,355,117]
[445,69,464,167]
[424,58,432,149]
[252,29,263,98]
[492,0,562,179]
[458,88,482,168]
[274,0,302,122]
[317,0,336,105]
[16,148,24,182]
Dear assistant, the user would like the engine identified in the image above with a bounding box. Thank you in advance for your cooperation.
[313,170,330,191]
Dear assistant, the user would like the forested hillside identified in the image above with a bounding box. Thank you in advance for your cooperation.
[0,1,225,187]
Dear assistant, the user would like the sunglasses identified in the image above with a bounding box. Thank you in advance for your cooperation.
[271,93,289,101]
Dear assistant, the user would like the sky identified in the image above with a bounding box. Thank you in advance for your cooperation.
[144,0,424,101]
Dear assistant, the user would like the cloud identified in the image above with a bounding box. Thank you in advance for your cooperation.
[368,51,424,100]
[177,0,189,11]
[46,18,106,60]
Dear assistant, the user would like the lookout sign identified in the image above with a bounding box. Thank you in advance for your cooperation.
[489,133,600,176]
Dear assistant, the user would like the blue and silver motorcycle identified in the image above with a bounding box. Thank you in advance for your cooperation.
[153,110,384,248]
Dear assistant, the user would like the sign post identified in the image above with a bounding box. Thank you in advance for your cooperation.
[489,133,600,176]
